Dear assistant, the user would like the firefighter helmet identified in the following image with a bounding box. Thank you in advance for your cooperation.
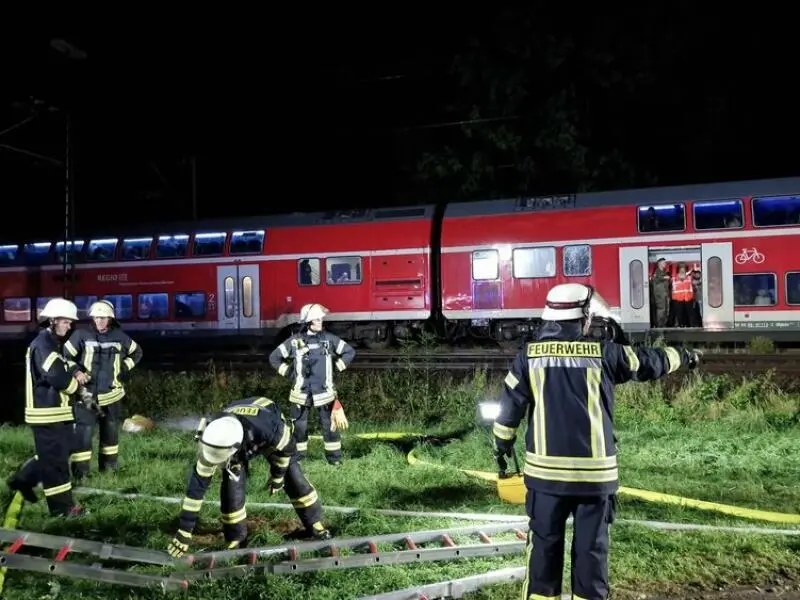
[299,303,329,323]
[38,298,78,322]
[198,416,243,466]
[89,299,116,319]
[541,283,616,323]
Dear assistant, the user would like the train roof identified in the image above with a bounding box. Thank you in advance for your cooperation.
[443,176,800,219]
[13,203,439,243]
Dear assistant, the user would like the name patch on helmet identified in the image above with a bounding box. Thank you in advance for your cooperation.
[226,406,260,417]
[527,341,601,358]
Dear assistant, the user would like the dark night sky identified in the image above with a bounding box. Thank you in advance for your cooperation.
[1,12,798,240]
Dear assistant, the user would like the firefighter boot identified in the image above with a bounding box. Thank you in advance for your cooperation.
[7,473,39,504]
[310,521,332,540]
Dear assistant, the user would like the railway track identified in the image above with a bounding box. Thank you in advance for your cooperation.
[143,350,800,378]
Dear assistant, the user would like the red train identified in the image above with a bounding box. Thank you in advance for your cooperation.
[1,176,799,347]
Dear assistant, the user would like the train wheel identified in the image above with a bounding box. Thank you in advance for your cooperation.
[363,325,393,350]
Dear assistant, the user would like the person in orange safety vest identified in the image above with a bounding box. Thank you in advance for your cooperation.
[670,263,696,327]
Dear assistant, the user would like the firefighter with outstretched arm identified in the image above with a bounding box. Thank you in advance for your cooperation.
[491,283,701,600]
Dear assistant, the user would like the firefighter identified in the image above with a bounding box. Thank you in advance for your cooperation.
[491,283,701,600]
[6,298,88,517]
[167,397,332,558]
[268,303,355,465]
[63,299,143,478]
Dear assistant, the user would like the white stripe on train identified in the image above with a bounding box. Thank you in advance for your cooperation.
[0,309,795,336]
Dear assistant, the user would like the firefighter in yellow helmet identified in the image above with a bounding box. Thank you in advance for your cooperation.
[268,303,355,465]
[7,298,87,517]
[63,299,143,478]
[491,283,701,600]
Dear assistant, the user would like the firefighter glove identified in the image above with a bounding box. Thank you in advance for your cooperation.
[267,478,284,496]
[687,349,703,370]
[331,399,349,432]
[167,531,191,558]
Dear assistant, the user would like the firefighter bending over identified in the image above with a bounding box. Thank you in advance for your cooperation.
[491,283,701,600]
[269,303,355,465]
[167,397,332,558]
[64,299,143,478]
[7,299,88,517]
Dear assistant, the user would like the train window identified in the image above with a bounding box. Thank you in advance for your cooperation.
[706,257,723,308]
[327,256,362,284]
[193,232,227,256]
[3,298,30,322]
[86,238,118,262]
[0,244,19,265]
[122,238,153,261]
[752,194,800,227]
[54,240,85,264]
[174,292,206,318]
[733,273,776,306]
[156,234,189,258]
[138,293,169,320]
[102,295,133,320]
[74,295,98,320]
[637,204,685,233]
[512,247,555,278]
[694,200,744,230]
[473,250,499,281]
[298,258,321,286]
[563,245,591,277]
[785,272,800,305]
[224,277,235,317]
[629,260,645,309]
[242,277,254,317]
[23,242,52,265]
[230,230,265,254]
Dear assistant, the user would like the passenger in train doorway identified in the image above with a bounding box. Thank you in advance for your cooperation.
[669,263,697,328]
[649,257,671,328]
[268,303,356,465]
[692,268,704,327]
[63,300,143,479]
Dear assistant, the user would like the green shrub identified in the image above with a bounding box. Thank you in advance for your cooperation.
[125,360,800,438]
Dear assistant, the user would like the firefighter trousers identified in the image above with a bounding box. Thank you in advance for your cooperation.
[289,402,341,463]
[11,422,77,516]
[71,401,121,478]
[523,490,616,600]
[220,460,324,542]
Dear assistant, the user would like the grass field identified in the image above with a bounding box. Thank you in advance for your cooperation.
[0,365,799,599]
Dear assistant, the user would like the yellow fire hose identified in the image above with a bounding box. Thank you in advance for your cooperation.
[405,446,800,525]
[0,492,25,595]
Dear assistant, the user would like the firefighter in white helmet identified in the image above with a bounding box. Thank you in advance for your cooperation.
[7,298,87,517]
[491,283,701,600]
[167,397,331,558]
[63,299,143,478]
[268,303,355,465]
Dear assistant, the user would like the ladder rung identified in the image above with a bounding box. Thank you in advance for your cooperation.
[6,538,25,554]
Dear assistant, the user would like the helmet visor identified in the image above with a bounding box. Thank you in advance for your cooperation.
[199,442,236,466]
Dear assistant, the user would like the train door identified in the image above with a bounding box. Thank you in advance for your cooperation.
[700,242,734,329]
[216,264,260,331]
[618,246,651,332]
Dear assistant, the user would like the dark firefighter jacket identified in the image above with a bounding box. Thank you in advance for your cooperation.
[63,325,143,407]
[25,329,80,425]
[268,330,356,406]
[492,321,694,496]
[177,397,296,534]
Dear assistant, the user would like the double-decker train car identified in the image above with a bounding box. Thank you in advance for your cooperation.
[1,176,799,347]
[440,177,800,344]
[0,206,436,347]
